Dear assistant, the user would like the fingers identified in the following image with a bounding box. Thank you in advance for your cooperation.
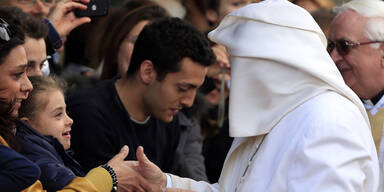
[77,0,90,3]
[114,145,129,161]
[62,2,88,12]
[211,45,230,69]
[123,161,140,172]
[166,188,195,192]
[137,174,155,192]
[136,146,150,167]
[118,185,146,192]
[69,15,92,29]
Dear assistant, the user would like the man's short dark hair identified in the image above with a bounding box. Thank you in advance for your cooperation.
[127,17,215,81]
[0,6,48,39]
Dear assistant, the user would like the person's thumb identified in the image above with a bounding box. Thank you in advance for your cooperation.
[136,146,150,166]
[114,145,129,161]
[71,17,91,30]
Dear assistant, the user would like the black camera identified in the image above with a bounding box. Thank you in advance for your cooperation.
[74,0,110,17]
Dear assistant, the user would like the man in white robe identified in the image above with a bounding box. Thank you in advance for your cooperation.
[130,0,380,191]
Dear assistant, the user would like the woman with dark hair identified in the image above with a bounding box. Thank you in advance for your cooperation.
[0,16,40,191]
[0,17,158,192]
[90,4,168,80]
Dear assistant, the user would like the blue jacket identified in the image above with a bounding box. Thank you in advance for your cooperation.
[16,120,84,192]
[0,143,41,191]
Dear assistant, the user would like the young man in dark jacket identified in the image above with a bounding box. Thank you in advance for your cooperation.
[68,17,215,178]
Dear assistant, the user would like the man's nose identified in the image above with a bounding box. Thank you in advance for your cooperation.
[180,92,196,108]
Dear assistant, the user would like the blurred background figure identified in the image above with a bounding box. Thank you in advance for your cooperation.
[1,0,54,19]
[150,0,186,18]
[185,0,261,32]
[0,6,50,77]
[90,3,168,80]
[1,0,91,76]
[311,8,335,38]
[289,0,334,13]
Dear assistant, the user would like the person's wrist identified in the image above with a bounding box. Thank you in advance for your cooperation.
[163,173,168,187]
[101,164,118,192]
[42,18,63,50]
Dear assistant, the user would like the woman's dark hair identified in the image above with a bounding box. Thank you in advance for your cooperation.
[89,3,168,80]
[0,17,25,64]
[0,100,18,150]
[100,5,168,80]
[0,18,24,150]
[0,6,48,40]
[88,1,165,72]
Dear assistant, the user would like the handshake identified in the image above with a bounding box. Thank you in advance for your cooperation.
[106,146,193,192]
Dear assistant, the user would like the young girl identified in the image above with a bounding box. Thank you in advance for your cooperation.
[17,76,85,191]
[16,76,155,192]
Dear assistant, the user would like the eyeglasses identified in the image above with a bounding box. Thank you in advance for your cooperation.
[327,39,384,56]
[0,18,13,42]
[16,0,55,6]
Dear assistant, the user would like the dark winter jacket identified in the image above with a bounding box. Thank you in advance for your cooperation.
[16,120,84,192]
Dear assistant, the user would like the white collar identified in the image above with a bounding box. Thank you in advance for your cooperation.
[364,95,384,115]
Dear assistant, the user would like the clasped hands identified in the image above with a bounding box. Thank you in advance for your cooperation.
[108,146,194,192]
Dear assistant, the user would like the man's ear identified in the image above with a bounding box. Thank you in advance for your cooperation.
[139,60,156,84]
[205,9,218,24]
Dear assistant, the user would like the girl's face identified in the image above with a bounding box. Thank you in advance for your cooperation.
[28,90,73,150]
[0,45,32,117]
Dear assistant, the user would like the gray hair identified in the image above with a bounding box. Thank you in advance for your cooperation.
[334,0,384,48]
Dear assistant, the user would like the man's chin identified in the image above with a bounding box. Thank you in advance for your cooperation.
[160,115,174,123]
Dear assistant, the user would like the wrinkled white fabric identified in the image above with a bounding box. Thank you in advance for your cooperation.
[169,0,379,191]
[171,92,378,192]
[208,0,368,138]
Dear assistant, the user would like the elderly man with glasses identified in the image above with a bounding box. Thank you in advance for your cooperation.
[328,0,384,179]
[1,0,91,75]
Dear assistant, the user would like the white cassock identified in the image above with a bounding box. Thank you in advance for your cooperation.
[168,0,379,191]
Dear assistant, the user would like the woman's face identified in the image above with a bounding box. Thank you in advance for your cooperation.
[0,45,33,117]
[117,20,149,77]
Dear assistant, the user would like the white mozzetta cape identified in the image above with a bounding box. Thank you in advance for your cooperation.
[170,0,379,191]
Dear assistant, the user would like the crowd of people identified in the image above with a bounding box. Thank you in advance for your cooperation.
[0,0,384,191]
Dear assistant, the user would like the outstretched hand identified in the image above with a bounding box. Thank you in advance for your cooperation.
[135,146,167,188]
[48,0,91,38]
[107,146,161,192]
